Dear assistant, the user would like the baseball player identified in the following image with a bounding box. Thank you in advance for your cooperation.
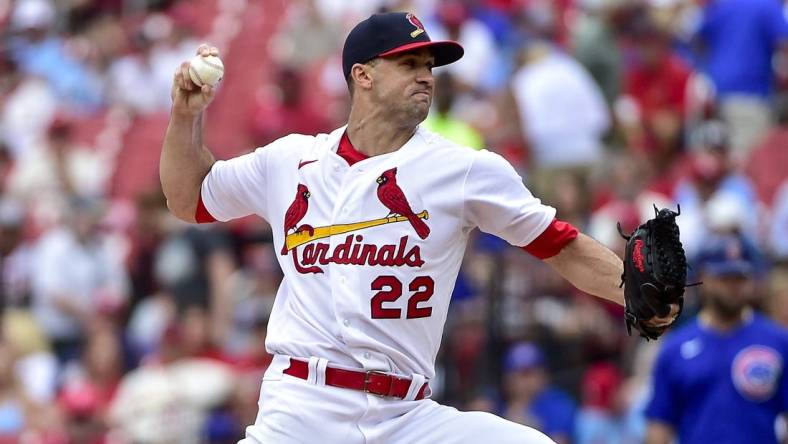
[160,12,677,444]
[645,234,788,444]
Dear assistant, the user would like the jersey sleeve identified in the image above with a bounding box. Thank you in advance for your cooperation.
[463,150,555,246]
[200,138,287,222]
[644,344,680,428]
[521,218,579,259]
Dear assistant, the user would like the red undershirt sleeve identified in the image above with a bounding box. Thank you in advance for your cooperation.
[521,218,579,259]
[195,195,217,223]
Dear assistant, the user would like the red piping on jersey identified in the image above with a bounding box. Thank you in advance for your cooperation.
[522,218,579,259]
[195,195,217,223]
[337,132,369,166]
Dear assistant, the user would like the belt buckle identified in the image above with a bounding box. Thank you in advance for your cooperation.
[363,370,394,397]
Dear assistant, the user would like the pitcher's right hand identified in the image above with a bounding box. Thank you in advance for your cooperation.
[171,44,219,117]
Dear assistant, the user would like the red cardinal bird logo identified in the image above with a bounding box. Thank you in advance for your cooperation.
[406,13,425,38]
[281,183,314,255]
[376,167,430,239]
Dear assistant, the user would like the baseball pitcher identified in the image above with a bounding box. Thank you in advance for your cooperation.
[160,12,683,444]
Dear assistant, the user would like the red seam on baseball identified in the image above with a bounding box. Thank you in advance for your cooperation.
[189,65,205,86]
[200,58,223,70]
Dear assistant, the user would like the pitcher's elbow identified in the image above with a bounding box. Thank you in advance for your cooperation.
[165,198,197,223]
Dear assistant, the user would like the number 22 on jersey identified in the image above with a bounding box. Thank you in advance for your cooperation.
[370,276,434,319]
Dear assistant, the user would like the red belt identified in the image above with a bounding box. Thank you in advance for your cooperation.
[283,359,429,400]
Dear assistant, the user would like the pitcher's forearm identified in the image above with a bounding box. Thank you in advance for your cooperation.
[544,233,625,306]
[160,111,216,221]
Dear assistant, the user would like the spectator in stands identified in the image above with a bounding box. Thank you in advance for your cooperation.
[177,304,227,362]
[442,304,487,404]
[575,362,626,444]
[108,322,235,444]
[224,242,278,360]
[769,180,788,262]
[7,116,110,227]
[8,0,103,110]
[571,0,622,105]
[204,306,274,444]
[153,225,236,345]
[543,171,591,231]
[422,72,483,149]
[126,290,176,364]
[249,66,332,146]
[30,197,129,364]
[616,7,692,175]
[0,341,37,443]
[588,154,671,254]
[106,24,171,115]
[56,318,123,443]
[673,120,758,258]
[126,189,170,311]
[0,49,57,158]
[107,13,197,115]
[0,199,32,310]
[58,318,123,414]
[693,0,788,159]
[502,342,576,444]
[271,1,346,69]
[508,17,609,195]
[745,94,788,208]
[2,310,58,404]
[425,0,498,93]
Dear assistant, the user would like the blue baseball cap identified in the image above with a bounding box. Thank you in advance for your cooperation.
[695,234,760,277]
[342,12,464,79]
[504,342,544,373]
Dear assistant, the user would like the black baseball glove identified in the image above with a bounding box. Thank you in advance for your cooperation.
[618,206,689,340]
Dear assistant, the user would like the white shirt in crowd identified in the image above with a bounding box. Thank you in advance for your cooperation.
[31,227,129,341]
[511,47,610,169]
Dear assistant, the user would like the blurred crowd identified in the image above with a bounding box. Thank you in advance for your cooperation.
[0,0,786,443]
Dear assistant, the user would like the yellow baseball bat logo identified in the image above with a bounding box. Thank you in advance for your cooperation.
[285,211,429,251]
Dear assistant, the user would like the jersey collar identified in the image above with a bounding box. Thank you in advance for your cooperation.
[325,125,427,163]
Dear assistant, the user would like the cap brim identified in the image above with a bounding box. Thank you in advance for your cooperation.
[378,40,464,67]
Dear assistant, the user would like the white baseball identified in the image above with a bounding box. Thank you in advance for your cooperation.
[188,54,224,87]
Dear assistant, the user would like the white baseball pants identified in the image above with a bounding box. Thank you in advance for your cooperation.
[238,355,556,444]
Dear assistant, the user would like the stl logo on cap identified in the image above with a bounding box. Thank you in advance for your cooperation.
[407,13,425,38]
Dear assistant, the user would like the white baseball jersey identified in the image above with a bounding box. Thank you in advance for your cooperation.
[200,125,555,379]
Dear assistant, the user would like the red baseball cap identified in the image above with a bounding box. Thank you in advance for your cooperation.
[342,12,464,79]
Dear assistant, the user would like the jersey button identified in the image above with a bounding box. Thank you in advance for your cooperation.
[343,319,350,327]
[363,352,371,359]
[340,276,347,284]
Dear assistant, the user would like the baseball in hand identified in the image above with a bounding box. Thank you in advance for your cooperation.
[189,54,224,87]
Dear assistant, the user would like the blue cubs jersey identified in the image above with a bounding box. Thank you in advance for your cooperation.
[645,313,788,444]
